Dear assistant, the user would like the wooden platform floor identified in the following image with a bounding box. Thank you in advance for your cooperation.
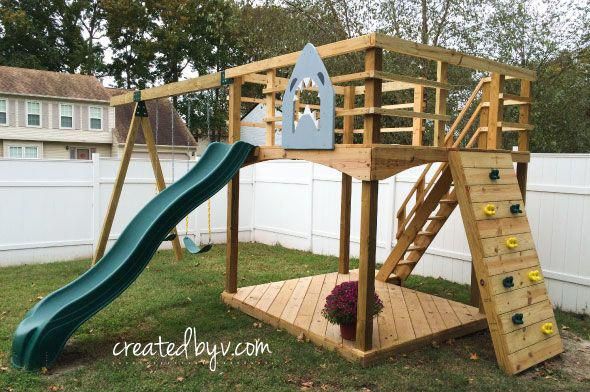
[221,270,488,365]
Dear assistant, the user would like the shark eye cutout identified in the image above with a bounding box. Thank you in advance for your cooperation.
[289,78,298,92]
[317,72,325,86]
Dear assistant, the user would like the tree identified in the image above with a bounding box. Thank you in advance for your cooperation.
[102,0,155,88]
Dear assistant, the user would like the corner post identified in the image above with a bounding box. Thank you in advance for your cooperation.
[92,102,141,265]
[225,76,242,294]
[265,69,276,146]
[338,86,355,274]
[516,79,531,203]
[356,48,381,350]
[434,61,448,147]
[486,73,505,149]
[412,85,425,146]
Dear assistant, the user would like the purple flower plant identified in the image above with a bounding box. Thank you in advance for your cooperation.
[322,281,384,325]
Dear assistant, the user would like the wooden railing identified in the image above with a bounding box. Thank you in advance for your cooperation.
[394,76,532,237]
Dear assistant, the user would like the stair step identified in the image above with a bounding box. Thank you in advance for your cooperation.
[417,231,436,236]
[427,215,446,220]
[398,259,419,266]
[407,245,426,252]
[439,199,458,204]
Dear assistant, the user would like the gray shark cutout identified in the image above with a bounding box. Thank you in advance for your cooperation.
[281,43,335,150]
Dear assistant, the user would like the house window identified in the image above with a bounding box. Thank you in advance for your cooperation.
[26,100,41,127]
[7,144,40,159]
[0,99,7,125]
[60,104,73,128]
[89,106,102,130]
[69,146,96,160]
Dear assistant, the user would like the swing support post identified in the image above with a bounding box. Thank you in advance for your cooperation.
[93,101,183,265]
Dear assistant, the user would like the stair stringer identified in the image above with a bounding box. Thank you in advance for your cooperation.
[376,166,453,282]
[448,150,563,374]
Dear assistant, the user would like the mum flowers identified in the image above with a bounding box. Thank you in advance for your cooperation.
[322,281,384,340]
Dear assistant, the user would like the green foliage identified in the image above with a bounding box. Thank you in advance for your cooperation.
[0,0,588,151]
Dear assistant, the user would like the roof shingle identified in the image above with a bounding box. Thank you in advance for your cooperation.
[107,88,197,147]
[0,66,110,101]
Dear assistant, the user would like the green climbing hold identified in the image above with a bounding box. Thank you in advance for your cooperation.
[512,313,524,324]
[502,276,514,288]
[510,204,522,214]
[489,168,500,180]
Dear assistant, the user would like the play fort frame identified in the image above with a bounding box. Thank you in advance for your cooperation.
[100,33,562,374]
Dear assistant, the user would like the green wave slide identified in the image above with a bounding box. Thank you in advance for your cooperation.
[12,141,254,370]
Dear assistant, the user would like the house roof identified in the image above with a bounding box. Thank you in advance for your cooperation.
[107,88,197,147]
[0,66,110,102]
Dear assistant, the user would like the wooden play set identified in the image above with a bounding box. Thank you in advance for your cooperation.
[13,33,563,375]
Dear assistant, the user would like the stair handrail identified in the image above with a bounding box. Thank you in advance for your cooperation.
[395,80,486,238]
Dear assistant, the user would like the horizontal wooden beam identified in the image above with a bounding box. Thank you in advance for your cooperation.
[356,81,414,95]
[374,33,536,81]
[335,126,417,134]
[500,121,534,131]
[110,72,222,106]
[338,107,451,121]
[226,35,375,78]
[332,70,450,90]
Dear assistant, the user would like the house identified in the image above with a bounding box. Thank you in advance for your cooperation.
[0,66,196,160]
[240,103,282,146]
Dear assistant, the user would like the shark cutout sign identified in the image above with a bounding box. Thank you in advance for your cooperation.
[282,43,335,150]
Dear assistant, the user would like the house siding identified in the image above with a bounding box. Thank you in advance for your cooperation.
[0,140,3,157]
[52,103,59,129]
[41,101,49,128]
[81,105,88,130]
[17,99,24,127]
[8,98,16,127]
[43,142,111,159]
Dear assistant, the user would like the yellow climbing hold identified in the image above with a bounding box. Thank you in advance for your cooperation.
[506,237,518,249]
[528,270,542,282]
[484,203,497,217]
[541,322,554,335]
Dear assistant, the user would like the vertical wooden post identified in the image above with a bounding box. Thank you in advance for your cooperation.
[92,103,141,264]
[486,73,505,149]
[478,81,490,149]
[362,48,382,144]
[356,180,379,350]
[225,77,242,294]
[140,115,183,261]
[517,80,531,203]
[356,48,381,351]
[338,86,355,274]
[412,85,425,146]
[434,61,448,147]
[265,69,276,146]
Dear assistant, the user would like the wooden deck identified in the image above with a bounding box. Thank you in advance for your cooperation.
[221,270,488,366]
[245,145,530,181]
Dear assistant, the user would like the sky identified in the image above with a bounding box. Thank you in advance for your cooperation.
[97,0,586,89]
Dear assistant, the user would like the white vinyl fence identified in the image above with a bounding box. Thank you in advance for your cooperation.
[0,153,588,314]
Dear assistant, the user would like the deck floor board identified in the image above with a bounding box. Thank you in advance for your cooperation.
[221,270,487,365]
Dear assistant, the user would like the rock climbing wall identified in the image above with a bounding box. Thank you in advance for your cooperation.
[449,150,563,375]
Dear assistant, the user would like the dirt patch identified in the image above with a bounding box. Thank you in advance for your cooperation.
[521,329,590,382]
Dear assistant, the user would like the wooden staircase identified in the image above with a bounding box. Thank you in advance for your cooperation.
[376,80,486,283]
[376,76,534,284]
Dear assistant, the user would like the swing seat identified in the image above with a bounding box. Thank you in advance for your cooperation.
[183,236,213,254]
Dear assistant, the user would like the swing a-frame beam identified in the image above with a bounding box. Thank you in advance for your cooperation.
[97,32,561,375]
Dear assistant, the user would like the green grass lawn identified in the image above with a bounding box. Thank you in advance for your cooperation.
[0,243,588,391]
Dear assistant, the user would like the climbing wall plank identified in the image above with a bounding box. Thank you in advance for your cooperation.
[449,150,563,375]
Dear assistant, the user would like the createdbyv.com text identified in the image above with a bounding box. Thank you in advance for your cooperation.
[112,327,271,371]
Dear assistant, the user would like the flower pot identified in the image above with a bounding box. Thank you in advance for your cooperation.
[339,323,356,341]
